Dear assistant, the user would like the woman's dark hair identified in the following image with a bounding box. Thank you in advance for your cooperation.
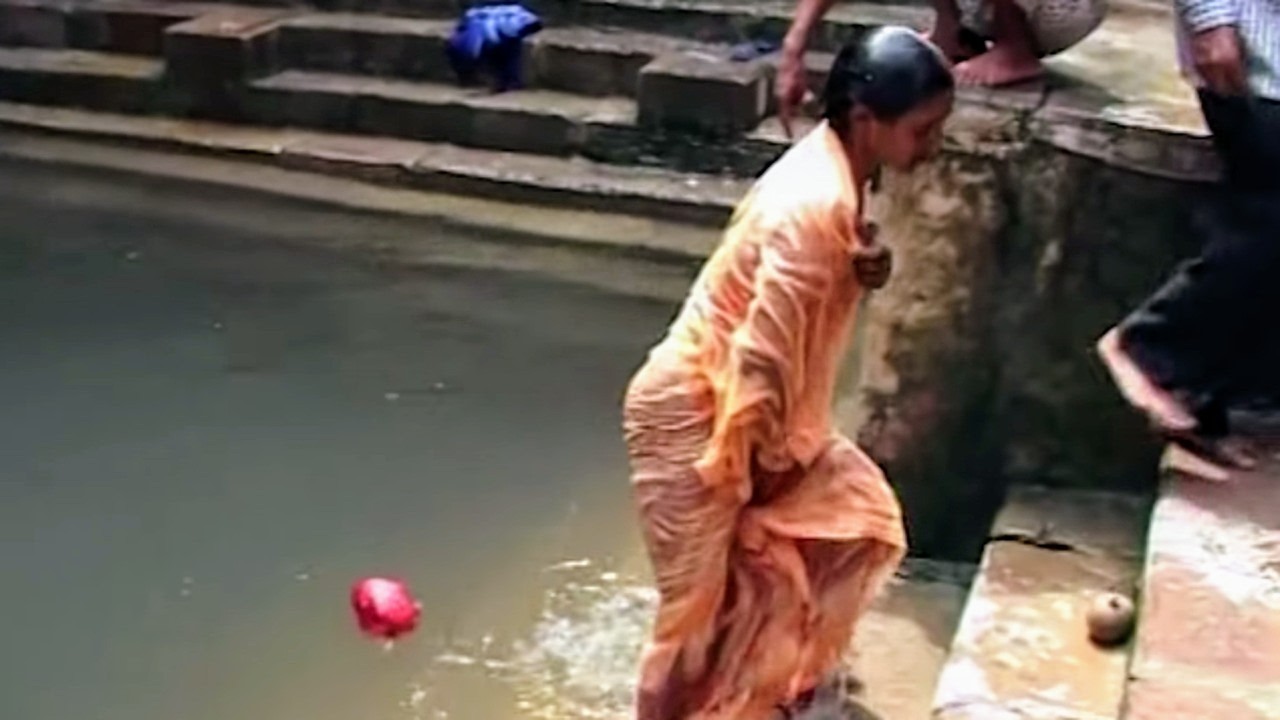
[822,26,953,129]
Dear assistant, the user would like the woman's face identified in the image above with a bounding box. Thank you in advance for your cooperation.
[861,90,955,171]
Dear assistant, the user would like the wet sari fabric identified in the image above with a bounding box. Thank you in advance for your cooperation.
[623,123,907,720]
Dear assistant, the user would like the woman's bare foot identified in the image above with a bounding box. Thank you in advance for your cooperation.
[953,42,1044,85]
[1096,328,1197,432]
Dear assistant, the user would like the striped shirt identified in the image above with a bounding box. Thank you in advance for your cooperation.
[1175,0,1280,100]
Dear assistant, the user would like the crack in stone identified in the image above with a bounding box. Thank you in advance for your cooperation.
[988,530,1079,553]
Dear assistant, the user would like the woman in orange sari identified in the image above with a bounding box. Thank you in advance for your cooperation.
[622,27,954,720]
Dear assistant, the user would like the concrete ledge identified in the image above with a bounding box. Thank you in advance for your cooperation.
[1030,84,1220,183]
[1124,448,1280,720]
[931,486,1149,720]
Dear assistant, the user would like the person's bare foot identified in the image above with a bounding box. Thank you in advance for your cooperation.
[953,42,1044,85]
[1161,443,1232,482]
[1096,328,1198,432]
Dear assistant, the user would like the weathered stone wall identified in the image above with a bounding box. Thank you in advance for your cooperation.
[835,99,1208,559]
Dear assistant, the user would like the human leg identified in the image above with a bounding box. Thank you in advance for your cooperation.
[953,0,1043,85]
[624,380,743,720]
[929,0,979,61]
[1102,93,1280,444]
[954,0,1105,85]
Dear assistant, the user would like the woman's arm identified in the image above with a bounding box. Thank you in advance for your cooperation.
[694,216,844,496]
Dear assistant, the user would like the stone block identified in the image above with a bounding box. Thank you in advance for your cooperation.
[467,99,577,156]
[1031,82,1221,183]
[931,486,1147,720]
[351,93,470,143]
[67,2,200,56]
[276,16,455,82]
[638,51,768,135]
[0,1,66,48]
[164,9,286,92]
[240,73,358,131]
[0,49,164,114]
[280,134,424,184]
[531,29,655,97]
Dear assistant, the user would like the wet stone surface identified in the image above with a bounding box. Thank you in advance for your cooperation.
[1126,457,1280,720]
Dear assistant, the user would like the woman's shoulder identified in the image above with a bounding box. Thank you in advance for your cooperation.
[752,131,858,227]
[749,167,857,244]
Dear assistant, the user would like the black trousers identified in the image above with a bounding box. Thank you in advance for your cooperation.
[1119,92,1280,436]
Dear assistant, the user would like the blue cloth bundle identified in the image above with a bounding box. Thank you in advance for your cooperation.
[446,4,543,92]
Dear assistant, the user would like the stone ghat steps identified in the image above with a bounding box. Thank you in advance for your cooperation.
[0,100,748,230]
[0,0,746,98]
[0,0,860,141]
[0,45,811,176]
[3,0,933,51]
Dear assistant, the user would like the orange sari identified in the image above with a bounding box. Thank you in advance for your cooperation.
[622,123,906,720]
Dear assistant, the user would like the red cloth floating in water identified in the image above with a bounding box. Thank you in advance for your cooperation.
[351,577,421,640]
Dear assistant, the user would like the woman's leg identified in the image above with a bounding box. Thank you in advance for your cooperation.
[627,403,744,720]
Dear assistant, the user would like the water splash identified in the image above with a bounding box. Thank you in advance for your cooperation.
[504,571,657,719]
[401,560,658,720]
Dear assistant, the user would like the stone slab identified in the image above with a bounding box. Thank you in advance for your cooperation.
[245,70,634,155]
[164,7,288,89]
[0,0,65,48]
[0,0,265,54]
[66,1,212,55]
[276,13,456,82]
[1124,453,1280,720]
[638,50,768,135]
[931,486,1149,720]
[0,47,163,113]
[1031,81,1220,183]
[575,0,930,54]
[531,27,685,97]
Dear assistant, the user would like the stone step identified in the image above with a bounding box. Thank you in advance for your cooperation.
[931,485,1150,720]
[241,70,636,155]
[277,14,716,97]
[573,0,931,53]
[0,0,263,55]
[0,100,747,232]
[1122,447,1280,720]
[0,44,796,175]
[0,46,163,113]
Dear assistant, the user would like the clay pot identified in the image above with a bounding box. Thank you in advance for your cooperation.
[1086,592,1135,646]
